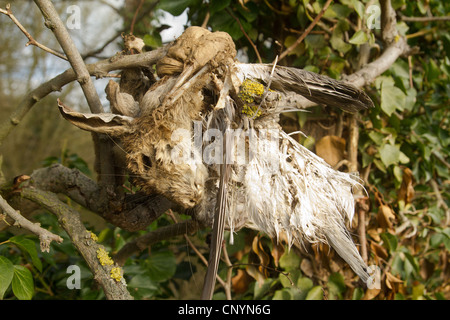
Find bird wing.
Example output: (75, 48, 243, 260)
(235, 63, 374, 113)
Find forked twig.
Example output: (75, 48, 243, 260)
(227, 8, 262, 63)
(0, 3, 67, 60)
(279, 0, 333, 61)
(0, 194, 63, 252)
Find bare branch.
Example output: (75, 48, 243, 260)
(227, 8, 262, 64)
(343, 36, 409, 88)
(343, 0, 410, 88)
(0, 46, 167, 146)
(0, 194, 63, 252)
(400, 14, 450, 22)
(279, 0, 333, 61)
(27, 164, 173, 232)
(0, 3, 67, 60)
(34, 0, 103, 113)
(20, 187, 133, 300)
(130, 0, 144, 34)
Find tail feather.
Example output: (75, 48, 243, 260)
(325, 229, 369, 283)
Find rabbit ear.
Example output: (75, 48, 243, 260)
(58, 99, 134, 137)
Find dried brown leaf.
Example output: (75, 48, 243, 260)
(362, 288, 381, 300)
(370, 241, 389, 261)
(300, 258, 314, 278)
(271, 240, 285, 267)
(386, 272, 403, 290)
(315, 135, 346, 167)
(231, 269, 253, 294)
(398, 167, 415, 204)
(377, 204, 396, 229)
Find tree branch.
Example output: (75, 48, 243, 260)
(342, 0, 411, 89)
(27, 164, 173, 232)
(33, 0, 119, 192)
(34, 0, 103, 113)
(0, 3, 67, 60)
(0, 194, 63, 252)
(20, 186, 133, 300)
(279, 0, 333, 61)
(400, 14, 450, 22)
(0, 46, 167, 146)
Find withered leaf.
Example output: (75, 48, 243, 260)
(315, 135, 346, 167)
(271, 240, 285, 268)
(386, 272, 403, 290)
(300, 259, 314, 278)
(231, 269, 253, 294)
(398, 167, 415, 204)
(362, 288, 381, 300)
(370, 241, 389, 261)
(377, 204, 396, 229)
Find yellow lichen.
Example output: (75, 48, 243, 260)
(242, 104, 262, 118)
(238, 79, 265, 118)
(110, 267, 123, 282)
(97, 247, 114, 266)
(89, 231, 98, 242)
(239, 79, 264, 103)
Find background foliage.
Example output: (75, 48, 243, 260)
(0, 0, 448, 300)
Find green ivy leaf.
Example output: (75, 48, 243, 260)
(381, 81, 406, 116)
(349, 30, 369, 45)
(143, 34, 162, 48)
(9, 235, 42, 272)
(279, 250, 301, 271)
(328, 272, 346, 298)
(379, 144, 400, 167)
(273, 288, 293, 300)
(381, 232, 398, 252)
(0, 256, 14, 299)
(12, 265, 34, 300)
(351, 0, 365, 20)
(305, 285, 323, 300)
(254, 278, 277, 300)
(158, 0, 199, 16)
(296, 277, 313, 300)
(210, 0, 231, 15)
(147, 250, 177, 282)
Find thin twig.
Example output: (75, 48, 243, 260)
(0, 194, 63, 252)
(279, 0, 333, 61)
(0, 4, 67, 60)
(129, 0, 144, 34)
(221, 242, 233, 300)
(400, 14, 450, 22)
(430, 179, 450, 226)
(166, 210, 227, 288)
(201, 11, 210, 28)
(227, 8, 262, 63)
(34, 0, 115, 188)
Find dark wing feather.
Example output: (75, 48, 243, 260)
(237, 64, 374, 113)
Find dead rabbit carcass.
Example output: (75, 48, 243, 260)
(59, 27, 374, 283)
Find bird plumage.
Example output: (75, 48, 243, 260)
(59, 26, 374, 285)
